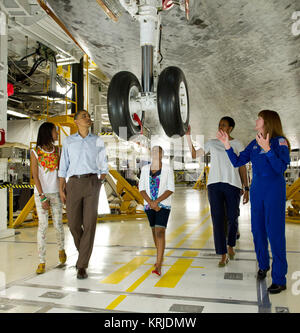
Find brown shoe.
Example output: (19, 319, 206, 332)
(77, 268, 88, 279)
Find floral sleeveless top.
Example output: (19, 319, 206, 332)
(35, 146, 60, 173)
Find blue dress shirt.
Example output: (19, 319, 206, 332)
(58, 132, 108, 179)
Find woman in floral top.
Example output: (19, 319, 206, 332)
(30, 122, 66, 274)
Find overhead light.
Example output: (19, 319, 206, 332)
(185, 163, 200, 170)
(290, 160, 300, 167)
(7, 110, 29, 118)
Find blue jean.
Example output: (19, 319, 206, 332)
(145, 208, 171, 228)
(207, 182, 241, 255)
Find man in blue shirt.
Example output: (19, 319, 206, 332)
(59, 110, 108, 279)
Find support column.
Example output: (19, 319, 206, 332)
(84, 54, 90, 113)
(71, 57, 84, 114)
(0, 11, 14, 239)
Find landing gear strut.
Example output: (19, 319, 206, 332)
(107, 0, 190, 140)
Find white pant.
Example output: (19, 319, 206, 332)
(34, 192, 64, 263)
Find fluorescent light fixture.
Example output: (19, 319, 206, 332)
(7, 110, 29, 118)
(56, 83, 72, 99)
(185, 163, 200, 170)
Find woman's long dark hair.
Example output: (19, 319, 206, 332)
(36, 122, 55, 148)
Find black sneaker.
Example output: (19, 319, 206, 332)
(268, 283, 286, 294)
(257, 267, 270, 280)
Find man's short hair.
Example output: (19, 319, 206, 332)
(74, 110, 88, 120)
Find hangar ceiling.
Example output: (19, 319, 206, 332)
(3, 0, 300, 149)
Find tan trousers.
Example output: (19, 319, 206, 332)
(66, 175, 101, 269)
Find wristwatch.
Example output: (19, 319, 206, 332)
(244, 186, 250, 191)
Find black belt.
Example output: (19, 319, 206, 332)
(70, 173, 97, 179)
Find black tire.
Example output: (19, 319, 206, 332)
(157, 66, 189, 137)
(107, 71, 144, 140)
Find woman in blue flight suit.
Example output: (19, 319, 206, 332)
(217, 110, 290, 294)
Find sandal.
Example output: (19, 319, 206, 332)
(36, 263, 45, 274)
(152, 269, 161, 276)
(59, 250, 67, 264)
(228, 247, 235, 260)
(218, 257, 229, 267)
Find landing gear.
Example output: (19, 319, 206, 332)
(107, 0, 190, 140)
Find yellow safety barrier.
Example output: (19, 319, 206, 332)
(108, 168, 146, 219)
(100, 132, 113, 136)
(286, 177, 300, 224)
(4, 184, 34, 228)
(9, 191, 68, 229)
(9, 169, 146, 228)
(193, 166, 209, 190)
(0, 184, 34, 189)
(11, 195, 35, 229)
(6, 181, 67, 229)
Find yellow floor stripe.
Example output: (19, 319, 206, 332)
(105, 295, 127, 310)
(191, 266, 205, 268)
(176, 215, 210, 248)
(126, 267, 153, 292)
(166, 215, 210, 256)
(104, 208, 210, 285)
(166, 206, 209, 243)
(100, 256, 149, 284)
(105, 267, 153, 310)
(104, 205, 210, 309)
(140, 249, 156, 256)
(114, 261, 172, 267)
(166, 224, 190, 243)
(154, 258, 194, 288)
(182, 250, 199, 257)
(190, 224, 213, 249)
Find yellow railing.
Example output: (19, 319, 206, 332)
(45, 79, 78, 118)
(9, 167, 147, 228)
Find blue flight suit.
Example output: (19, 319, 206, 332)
(226, 136, 290, 286)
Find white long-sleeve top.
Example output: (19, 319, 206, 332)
(139, 163, 175, 207)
